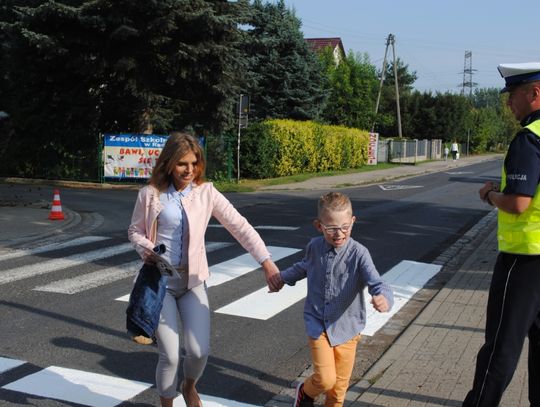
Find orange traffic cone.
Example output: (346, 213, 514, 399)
(48, 189, 65, 220)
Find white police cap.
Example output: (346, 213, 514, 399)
(498, 62, 540, 93)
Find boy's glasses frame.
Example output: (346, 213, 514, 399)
(319, 223, 353, 234)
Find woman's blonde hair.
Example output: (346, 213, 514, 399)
(149, 131, 206, 191)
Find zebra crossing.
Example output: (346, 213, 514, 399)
(0, 235, 442, 406)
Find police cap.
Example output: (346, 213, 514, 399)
(498, 62, 540, 93)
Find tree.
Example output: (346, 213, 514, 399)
(320, 49, 378, 130)
(242, 0, 326, 121)
(0, 0, 245, 178)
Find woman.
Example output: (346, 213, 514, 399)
(128, 131, 280, 407)
(450, 140, 459, 160)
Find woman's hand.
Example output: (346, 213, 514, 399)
(261, 259, 283, 292)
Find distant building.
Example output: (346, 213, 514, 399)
(305, 37, 345, 65)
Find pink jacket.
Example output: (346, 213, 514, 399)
(128, 182, 271, 289)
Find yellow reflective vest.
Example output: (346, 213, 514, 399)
(498, 119, 540, 254)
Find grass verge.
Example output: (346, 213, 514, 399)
(212, 163, 400, 193)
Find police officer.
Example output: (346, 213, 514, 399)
(463, 62, 540, 406)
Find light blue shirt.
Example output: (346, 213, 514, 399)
(280, 236, 394, 346)
(156, 183, 192, 268)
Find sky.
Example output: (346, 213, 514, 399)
(274, 0, 538, 94)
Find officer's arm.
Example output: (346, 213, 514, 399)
(487, 191, 532, 214)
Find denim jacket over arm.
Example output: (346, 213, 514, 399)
(126, 263, 167, 339)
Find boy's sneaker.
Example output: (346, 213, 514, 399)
(292, 382, 314, 407)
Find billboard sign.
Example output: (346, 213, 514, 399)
(103, 134, 168, 179)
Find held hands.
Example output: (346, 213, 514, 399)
(371, 294, 389, 313)
(261, 259, 284, 292)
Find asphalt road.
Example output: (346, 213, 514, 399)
(0, 158, 501, 406)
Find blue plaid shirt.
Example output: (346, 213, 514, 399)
(280, 236, 394, 346)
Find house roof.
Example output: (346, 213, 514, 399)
(305, 37, 345, 57)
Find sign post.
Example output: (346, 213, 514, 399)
(236, 94, 249, 182)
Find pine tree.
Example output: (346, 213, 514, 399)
(243, 0, 326, 121)
(0, 0, 245, 178)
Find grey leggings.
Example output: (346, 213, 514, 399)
(155, 273, 210, 398)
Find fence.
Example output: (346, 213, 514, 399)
(377, 139, 443, 164)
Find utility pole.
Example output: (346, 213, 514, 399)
(372, 34, 402, 138)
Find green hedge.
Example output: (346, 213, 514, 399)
(240, 119, 369, 178)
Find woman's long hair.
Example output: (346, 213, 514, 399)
(149, 131, 206, 191)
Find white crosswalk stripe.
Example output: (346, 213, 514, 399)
(215, 280, 307, 320)
(33, 260, 140, 294)
(0, 236, 109, 261)
(115, 245, 301, 302)
(174, 394, 259, 406)
(2, 365, 152, 407)
(0, 356, 261, 406)
(0, 243, 133, 285)
(0, 235, 445, 406)
(363, 260, 441, 336)
(216, 260, 442, 338)
(0, 356, 25, 373)
(206, 246, 301, 288)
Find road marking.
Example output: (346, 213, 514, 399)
(115, 241, 256, 302)
(0, 243, 133, 285)
(116, 246, 301, 302)
(33, 241, 233, 298)
(255, 225, 299, 230)
(206, 246, 301, 288)
(2, 365, 151, 407)
(445, 171, 473, 175)
(0, 356, 25, 373)
(173, 394, 260, 407)
(0, 236, 109, 261)
(363, 260, 441, 336)
(378, 185, 423, 191)
(215, 280, 307, 320)
(216, 260, 441, 331)
(205, 242, 234, 251)
(207, 224, 299, 231)
(33, 260, 140, 294)
(34, 242, 233, 294)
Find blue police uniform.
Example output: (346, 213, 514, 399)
(463, 63, 540, 407)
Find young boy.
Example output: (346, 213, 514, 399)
(271, 192, 394, 407)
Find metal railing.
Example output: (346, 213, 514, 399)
(377, 139, 443, 163)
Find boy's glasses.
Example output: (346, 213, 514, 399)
(320, 223, 353, 234)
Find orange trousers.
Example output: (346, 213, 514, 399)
(303, 332, 361, 407)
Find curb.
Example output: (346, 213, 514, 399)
(0, 206, 82, 248)
(258, 155, 502, 192)
(0, 177, 142, 191)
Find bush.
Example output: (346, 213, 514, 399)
(240, 119, 369, 178)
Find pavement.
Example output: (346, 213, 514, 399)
(1, 154, 530, 406)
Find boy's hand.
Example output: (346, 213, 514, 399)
(261, 259, 284, 292)
(268, 272, 284, 292)
(371, 295, 389, 312)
